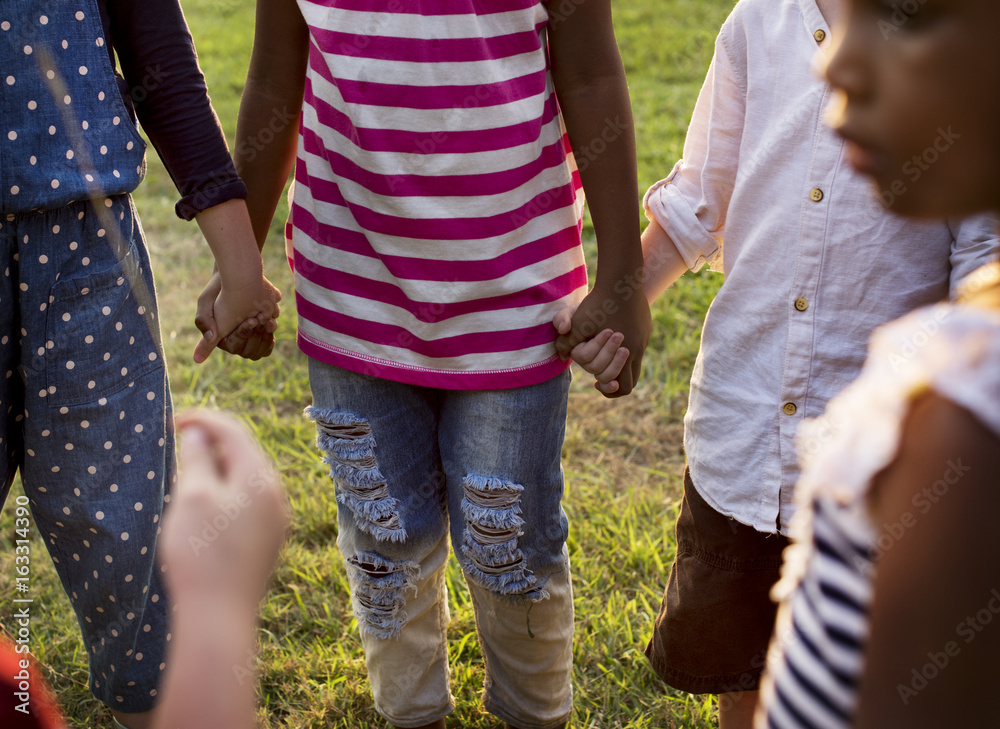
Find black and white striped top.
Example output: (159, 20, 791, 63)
(759, 497, 874, 729)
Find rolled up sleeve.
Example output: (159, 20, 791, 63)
(643, 36, 746, 272)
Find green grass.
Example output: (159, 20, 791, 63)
(0, 1, 737, 726)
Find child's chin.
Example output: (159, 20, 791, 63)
(844, 139, 882, 178)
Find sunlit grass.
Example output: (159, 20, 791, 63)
(0, 0, 738, 726)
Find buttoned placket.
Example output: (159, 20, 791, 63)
(774, 80, 840, 531)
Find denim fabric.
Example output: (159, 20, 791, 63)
(308, 359, 574, 729)
(0, 194, 174, 712)
(1, 0, 146, 214)
(0, 2, 172, 714)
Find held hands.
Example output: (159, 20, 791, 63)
(553, 281, 651, 397)
(191, 198, 282, 363)
(553, 314, 628, 395)
(159, 410, 287, 605)
(194, 269, 282, 363)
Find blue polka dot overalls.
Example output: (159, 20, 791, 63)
(2, 2, 174, 713)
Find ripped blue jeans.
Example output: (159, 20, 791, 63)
(308, 360, 573, 729)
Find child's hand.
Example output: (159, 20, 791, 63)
(552, 309, 630, 395)
(194, 270, 281, 363)
(159, 410, 287, 605)
(553, 283, 651, 397)
(192, 199, 282, 363)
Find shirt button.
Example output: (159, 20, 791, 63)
(794, 297, 809, 312)
(809, 188, 824, 202)
(813, 29, 826, 43)
(783, 402, 798, 416)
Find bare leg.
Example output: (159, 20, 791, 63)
(718, 690, 759, 729)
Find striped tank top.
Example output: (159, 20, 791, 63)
(289, 0, 586, 389)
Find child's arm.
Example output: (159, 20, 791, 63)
(192, 0, 307, 347)
(554, 217, 688, 394)
(192, 200, 282, 363)
(236, 0, 309, 249)
(640, 218, 691, 303)
(853, 392, 1000, 729)
(155, 411, 287, 729)
(107, 0, 281, 362)
(551, 8, 745, 395)
(547, 0, 651, 397)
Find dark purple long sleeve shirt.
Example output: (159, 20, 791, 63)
(97, 0, 246, 219)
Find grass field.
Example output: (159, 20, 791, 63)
(0, 1, 738, 726)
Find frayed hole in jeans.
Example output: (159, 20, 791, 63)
(306, 407, 406, 543)
(459, 474, 546, 603)
(346, 551, 419, 640)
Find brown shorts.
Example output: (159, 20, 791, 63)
(645, 469, 790, 695)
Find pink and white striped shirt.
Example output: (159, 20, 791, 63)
(288, 0, 587, 389)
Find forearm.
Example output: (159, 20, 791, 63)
(549, 1, 643, 289)
(236, 0, 309, 250)
(235, 80, 302, 251)
(546, 2, 651, 394)
(557, 72, 643, 287)
(195, 199, 263, 288)
(153, 596, 258, 729)
(641, 217, 688, 303)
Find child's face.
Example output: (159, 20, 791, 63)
(824, 0, 1000, 217)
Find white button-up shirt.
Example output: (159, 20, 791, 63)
(644, 0, 999, 534)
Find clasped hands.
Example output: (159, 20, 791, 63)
(552, 281, 651, 398)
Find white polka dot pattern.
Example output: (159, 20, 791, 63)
(1, 3, 146, 214)
(1, 69, 170, 712)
